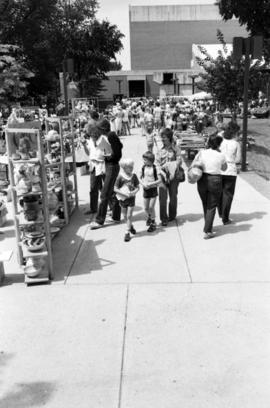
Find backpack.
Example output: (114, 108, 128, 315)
(141, 164, 158, 180)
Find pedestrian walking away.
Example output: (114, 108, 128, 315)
(218, 121, 241, 225)
(194, 132, 227, 239)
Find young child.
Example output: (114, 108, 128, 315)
(140, 151, 161, 232)
(144, 122, 156, 153)
(114, 158, 140, 242)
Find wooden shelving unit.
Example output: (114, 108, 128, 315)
(5, 123, 53, 284)
(44, 116, 78, 226)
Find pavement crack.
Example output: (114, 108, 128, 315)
(118, 285, 129, 408)
(176, 219, 193, 283)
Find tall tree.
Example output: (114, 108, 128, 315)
(0, 0, 124, 102)
(217, 0, 270, 37)
(196, 30, 264, 113)
(0, 44, 34, 105)
(217, 0, 270, 59)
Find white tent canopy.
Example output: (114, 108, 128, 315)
(187, 91, 212, 101)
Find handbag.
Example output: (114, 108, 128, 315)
(187, 165, 203, 184)
(174, 163, 185, 183)
(187, 150, 203, 184)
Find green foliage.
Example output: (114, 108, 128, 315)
(217, 0, 270, 37)
(217, 0, 270, 59)
(0, 44, 34, 103)
(0, 0, 124, 102)
(196, 30, 265, 111)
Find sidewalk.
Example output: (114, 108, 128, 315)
(0, 128, 270, 408)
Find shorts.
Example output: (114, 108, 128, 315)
(119, 197, 135, 208)
(143, 187, 158, 199)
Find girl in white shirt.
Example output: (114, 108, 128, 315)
(218, 122, 241, 225)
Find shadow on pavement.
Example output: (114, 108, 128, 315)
(0, 382, 56, 408)
(231, 211, 267, 223)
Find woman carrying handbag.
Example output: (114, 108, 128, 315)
(192, 132, 227, 239)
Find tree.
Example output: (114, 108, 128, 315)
(217, 0, 270, 59)
(0, 0, 124, 102)
(217, 0, 270, 37)
(196, 30, 264, 113)
(0, 44, 34, 105)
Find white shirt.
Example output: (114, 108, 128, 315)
(198, 149, 227, 175)
(220, 139, 241, 176)
(87, 136, 107, 175)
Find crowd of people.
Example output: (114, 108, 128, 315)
(77, 98, 241, 241)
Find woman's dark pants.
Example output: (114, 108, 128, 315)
(197, 173, 222, 233)
(159, 179, 179, 222)
(218, 175, 237, 224)
(95, 163, 121, 225)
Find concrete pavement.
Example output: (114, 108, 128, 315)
(0, 127, 270, 407)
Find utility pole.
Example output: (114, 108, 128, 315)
(233, 36, 263, 171)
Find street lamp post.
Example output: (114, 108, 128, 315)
(189, 74, 199, 94)
(233, 36, 263, 171)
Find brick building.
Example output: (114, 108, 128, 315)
(100, 3, 247, 103)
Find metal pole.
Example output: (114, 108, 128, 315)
(241, 38, 251, 172)
(62, 60, 69, 115)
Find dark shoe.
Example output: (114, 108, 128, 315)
(124, 232, 131, 242)
(147, 222, 156, 232)
(161, 220, 168, 226)
(168, 217, 175, 222)
(146, 217, 152, 226)
(129, 225, 136, 235)
(84, 209, 96, 215)
(90, 221, 103, 230)
(223, 219, 233, 225)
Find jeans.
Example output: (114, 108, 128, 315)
(197, 173, 222, 233)
(90, 170, 104, 213)
(158, 178, 179, 222)
(95, 163, 121, 225)
(218, 175, 237, 223)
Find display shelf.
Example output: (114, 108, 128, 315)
(17, 215, 44, 226)
(25, 266, 50, 285)
(11, 158, 40, 164)
(45, 115, 78, 225)
(21, 244, 48, 258)
(16, 190, 43, 198)
(5, 122, 53, 283)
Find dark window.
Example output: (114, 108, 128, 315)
(163, 73, 173, 85)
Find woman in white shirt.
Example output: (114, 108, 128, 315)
(194, 133, 227, 239)
(218, 122, 241, 225)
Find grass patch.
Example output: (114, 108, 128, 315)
(244, 118, 270, 180)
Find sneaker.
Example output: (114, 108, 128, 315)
(147, 222, 156, 232)
(146, 217, 152, 226)
(124, 232, 131, 242)
(223, 219, 233, 225)
(84, 209, 96, 215)
(129, 225, 136, 235)
(108, 217, 121, 223)
(203, 232, 215, 239)
(89, 221, 103, 230)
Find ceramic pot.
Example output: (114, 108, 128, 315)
(23, 196, 40, 221)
